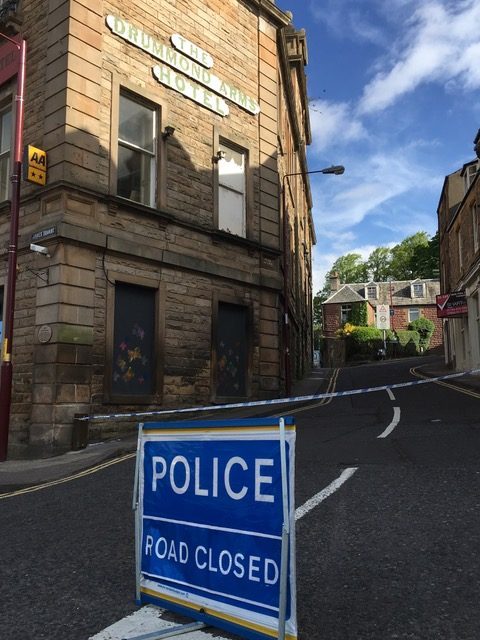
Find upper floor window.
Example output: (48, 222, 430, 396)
(464, 162, 478, 193)
(412, 282, 424, 298)
(473, 202, 479, 254)
(366, 284, 377, 299)
(217, 142, 246, 237)
(117, 92, 156, 207)
(0, 107, 11, 202)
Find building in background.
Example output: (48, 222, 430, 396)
(437, 133, 480, 372)
(0, 0, 314, 456)
(322, 274, 443, 348)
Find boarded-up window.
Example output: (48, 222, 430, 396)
(112, 283, 156, 396)
(216, 302, 248, 397)
(218, 143, 246, 237)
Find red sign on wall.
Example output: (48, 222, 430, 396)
(436, 292, 468, 318)
(0, 35, 21, 86)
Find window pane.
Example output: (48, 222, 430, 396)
(117, 144, 152, 205)
(0, 110, 11, 153)
(218, 144, 245, 193)
(119, 94, 154, 151)
(112, 283, 156, 396)
(219, 186, 245, 236)
(216, 302, 248, 397)
(0, 154, 9, 201)
(409, 308, 420, 321)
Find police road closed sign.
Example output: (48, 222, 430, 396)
(136, 418, 297, 640)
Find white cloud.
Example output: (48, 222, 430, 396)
(358, 0, 480, 114)
(311, 149, 438, 232)
(309, 100, 367, 152)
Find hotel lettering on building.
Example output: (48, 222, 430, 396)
(0, 0, 314, 456)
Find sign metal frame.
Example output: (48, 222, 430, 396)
(132, 417, 297, 640)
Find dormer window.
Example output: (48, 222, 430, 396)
(366, 284, 377, 299)
(412, 282, 424, 298)
(464, 162, 478, 193)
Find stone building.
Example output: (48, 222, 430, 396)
(437, 145, 480, 372)
(0, 0, 314, 457)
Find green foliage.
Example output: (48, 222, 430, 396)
(396, 329, 420, 355)
(389, 232, 430, 280)
(408, 317, 435, 350)
(350, 302, 368, 326)
(366, 247, 392, 281)
(344, 325, 384, 360)
(325, 253, 368, 287)
(323, 232, 439, 286)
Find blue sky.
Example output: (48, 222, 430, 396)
(276, 0, 480, 293)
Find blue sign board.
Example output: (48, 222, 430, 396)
(135, 417, 297, 640)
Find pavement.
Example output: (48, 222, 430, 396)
(2, 356, 479, 493)
(0, 367, 334, 493)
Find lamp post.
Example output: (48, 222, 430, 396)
(282, 165, 345, 397)
(0, 33, 26, 462)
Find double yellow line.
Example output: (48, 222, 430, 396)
(411, 366, 480, 399)
(0, 452, 136, 500)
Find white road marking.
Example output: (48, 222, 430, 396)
(89, 605, 211, 639)
(294, 467, 358, 521)
(377, 406, 401, 439)
(386, 388, 396, 401)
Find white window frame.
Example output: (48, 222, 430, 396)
(0, 106, 11, 202)
(366, 285, 377, 299)
(117, 92, 157, 207)
(408, 307, 421, 322)
(473, 202, 479, 254)
(412, 282, 424, 298)
(464, 163, 478, 193)
(217, 141, 247, 238)
(341, 304, 351, 324)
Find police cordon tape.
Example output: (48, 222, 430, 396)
(80, 368, 480, 422)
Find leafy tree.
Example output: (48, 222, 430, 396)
(328, 253, 368, 285)
(409, 232, 439, 278)
(366, 246, 392, 281)
(389, 232, 430, 280)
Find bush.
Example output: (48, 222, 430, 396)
(408, 317, 435, 351)
(345, 325, 384, 360)
(396, 329, 420, 356)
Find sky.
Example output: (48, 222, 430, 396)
(276, 0, 480, 293)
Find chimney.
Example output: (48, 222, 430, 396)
(329, 271, 340, 292)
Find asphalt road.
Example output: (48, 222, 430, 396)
(1, 357, 480, 639)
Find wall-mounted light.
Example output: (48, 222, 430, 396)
(162, 125, 175, 139)
(213, 150, 226, 163)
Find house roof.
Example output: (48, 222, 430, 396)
(323, 279, 440, 306)
(324, 284, 368, 304)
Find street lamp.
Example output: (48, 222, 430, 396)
(0, 33, 26, 462)
(282, 165, 345, 397)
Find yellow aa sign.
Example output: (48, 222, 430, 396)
(24, 145, 47, 186)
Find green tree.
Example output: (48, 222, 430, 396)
(328, 253, 368, 285)
(409, 232, 439, 278)
(389, 232, 430, 280)
(366, 246, 392, 281)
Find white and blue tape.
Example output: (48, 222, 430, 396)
(79, 368, 480, 422)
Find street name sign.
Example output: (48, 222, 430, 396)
(134, 417, 297, 640)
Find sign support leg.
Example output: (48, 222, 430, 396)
(277, 417, 289, 640)
(123, 620, 207, 640)
(133, 423, 143, 604)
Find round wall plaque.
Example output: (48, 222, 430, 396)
(38, 325, 52, 344)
